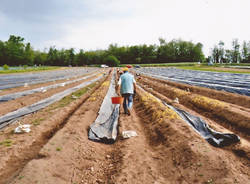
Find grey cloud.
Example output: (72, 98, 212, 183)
(0, 0, 133, 49)
(0, 0, 92, 48)
(0, 0, 91, 24)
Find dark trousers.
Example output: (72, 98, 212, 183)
(122, 93, 133, 113)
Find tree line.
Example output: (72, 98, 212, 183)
(210, 39, 250, 64)
(0, 35, 249, 67)
(0, 35, 205, 67)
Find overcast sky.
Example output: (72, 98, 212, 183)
(0, 0, 249, 55)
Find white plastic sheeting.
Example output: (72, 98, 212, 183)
(135, 67, 250, 96)
(0, 75, 103, 129)
(88, 72, 120, 143)
(0, 73, 98, 102)
(0, 68, 99, 90)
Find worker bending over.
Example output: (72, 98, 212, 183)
(118, 67, 136, 115)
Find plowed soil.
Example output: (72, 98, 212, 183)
(0, 69, 249, 184)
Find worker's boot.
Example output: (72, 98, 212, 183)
(127, 108, 131, 116)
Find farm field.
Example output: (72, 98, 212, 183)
(0, 67, 249, 184)
(0, 66, 61, 74)
(134, 67, 250, 96)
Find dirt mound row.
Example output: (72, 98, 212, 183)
(0, 74, 109, 184)
(132, 87, 249, 183)
(0, 73, 102, 117)
(0, 69, 249, 184)
(139, 74, 250, 109)
(137, 77, 250, 139)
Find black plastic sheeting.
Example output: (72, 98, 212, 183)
(164, 102, 240, 147)
(88, 72, 120, 144)
(135, 67, 250, 96)
(0, 73, 98, 102)
(0, 68, 99, 90)
(0, 75, 103, 129)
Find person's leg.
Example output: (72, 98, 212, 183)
(122, 94, 128, 114)
(127, 94, 133, 115)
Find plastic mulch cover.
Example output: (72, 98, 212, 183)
(0, 73, 97, 102)
(0, 68, 98, 90)
(164, 102, 240, 147)
(135, 68, 250, 96)
(88, 72, 120, 144)
(0, 76, 103, 129)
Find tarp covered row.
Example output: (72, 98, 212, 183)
(0, 75, 103, 129)
(0, 68, 98, 90)
(164, 102, 240, 147)
(88, 72, 120, 144)
(135, 67, 250, 96)
(0, 73, 98, 102)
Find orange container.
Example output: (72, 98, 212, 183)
(111, 96, 123, 104)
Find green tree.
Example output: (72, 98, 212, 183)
(75, 49, 86, 66)
(192, 42, 205, 62)
(232, 39, 241, 63)
(211, 41, 225, 63)
(24, 43, 34, 66)
(241, 41, 250, 63)
(47, 46, 61, 65)
(104, 55, 120, 66)
(5, 35, 26, 66)
(225, 49, 233, 63)
(65, 48, 75, 66)
(3, 64, 9, 70)
(0, 40, 5, 65)
(218, 41, 225, 63)
(33, 51, 47, 65)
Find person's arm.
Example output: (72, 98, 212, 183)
(117, 77, 121, 96)
(133, 82, 136, 90)
(133, 77, 136, 94)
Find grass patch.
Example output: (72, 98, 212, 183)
(32, 118, 45, 126)
(18, 176, 24, 180)
(48, 81, 98, 110)
(72, 82, 96, 98)
(0, 66, 60, 74)
(0, 139, 13, 147)
(56, 147, 62, 151)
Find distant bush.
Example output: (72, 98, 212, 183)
(104, 55, 120, 67)
(23, 65, 28, 69)
(3, 64, 9, 70)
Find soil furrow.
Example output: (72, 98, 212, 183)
(0, 74, 108, 184)
(0, 73, 102, 116)
(137, 76, 250, 139)
(138, 74, 250, 109)
(0, 68, 249, 184)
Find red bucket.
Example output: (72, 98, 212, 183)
(111, 96, 123, 104)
